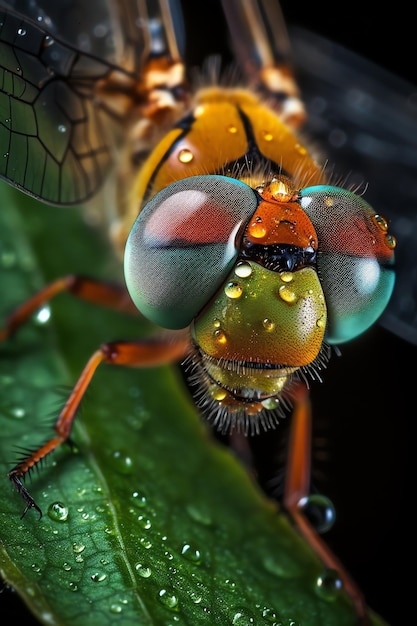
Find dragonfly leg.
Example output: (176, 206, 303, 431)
(284, 382, 370, 624)
(8, 333, 190, 519)
(0, 275, 138, 341)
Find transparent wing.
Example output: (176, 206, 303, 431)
(290, 27, 417, 346)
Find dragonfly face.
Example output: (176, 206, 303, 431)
(0, 0, 415, 623)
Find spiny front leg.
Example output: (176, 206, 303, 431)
(8, 333, 190, 518)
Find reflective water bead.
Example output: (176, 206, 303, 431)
(372, 214, 388, 231)
(278, 285, 297, 304)
(294, 142, 307, 155)
(178, 148, 194, 163)
(262, 318, 275, 331)
(247, 218, 266, 239)
(157, 588, 179, 610)
(280, 271, 294, 283)
(47, 501, 69, 522)
(214, 329, 227, 344)
(234, 261, 253, 278)
(315, 569, 343, 601)
(299, 494, 336, 534)
(224, 282, 243, 299)
(227, 124, 238, 134)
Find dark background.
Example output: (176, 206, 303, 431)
(2, 2, 415, 625)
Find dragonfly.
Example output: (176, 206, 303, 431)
(0, 0, 415, 623)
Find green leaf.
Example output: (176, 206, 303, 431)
(0, 181, 388, 626)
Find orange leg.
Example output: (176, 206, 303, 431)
(284, 382, 369, 624)
(8, 333, 190, 519)
(0, 275, 138, 340)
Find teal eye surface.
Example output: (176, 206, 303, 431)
(124, 175, 258, 329)
(300, 186, 396, 343)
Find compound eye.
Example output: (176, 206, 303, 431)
(124, 175, 258, 329)
(300, 186, 396, 344)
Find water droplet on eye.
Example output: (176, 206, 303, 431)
(47, 501, 69, 522)
(157, 588, 179, 610)
(224, 282, 243, 299)
(57, 124, 67, 133)
(135, 563, 152, 578)
(280, 271, 294, 283)
(262, 318, 275, 332)
(278, 285, 297, 304)
(385, 233, 396, 249)
(110, 450, 133, 474)
(214, 329, 227, 344)
(315, 568, 343, 601)
(263, 131, 273, 141)
(248, 220, 267, 239)
(178, 148, 193, 163)
(230, 607, 256, 625)
(234, 261, 253, 278)
(298, 494, 336, 534)
(372, 214, 388, 231)
(180, 542, 202, 564)
(17, 28, 26, 36)
(91, 572, 107, 583)
(227, 124, 238, 134)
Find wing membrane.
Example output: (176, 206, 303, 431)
(290, 27, 417, 345)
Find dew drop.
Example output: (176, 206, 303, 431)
(140, 538, 153, 549)
(10, 406, 25, 419)
(178, 148, 193, 163)
(278, 285, 297, 304)
(17, 28, 26, 36)
(280, 271, 294, 283)
(263, 131, 273, 141)
(234, 261, 253, 278)
(315, 568, 343, 601)
(214, 329, 227, 344)
(248, 220, 267, 239)
(227, 124, 238, 134)
(135, 563, 152, 578)
(298, 494, 336, 534)
(68, 582, 78, 592)
(31, 563, 41, 573)
(34, 305, 51, 325)
(91, 572, 107, 583)
(262, 318, 275, 332)
(209, 383, 227, 401)
(110, 449, 133, 474)
(231, 607, 256, 625)
(180, 542, 202, 564)
(385, 233, 396, 249)
(72, 542, 86, 554)
(57, 124, 67, 133)
(62, 562, 72, 572)
(224, 281, 243, 299)
(157, 588, 179, 610)
(110, 603, 122, 614)
(260, 606, 280, 623)
(47, 501, 69, 522)
(131, 490, 147, 508)
(137, 515, 152, 529)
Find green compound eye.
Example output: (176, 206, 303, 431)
(300, 186, 396, 344)
(124, 175, 258, 329)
